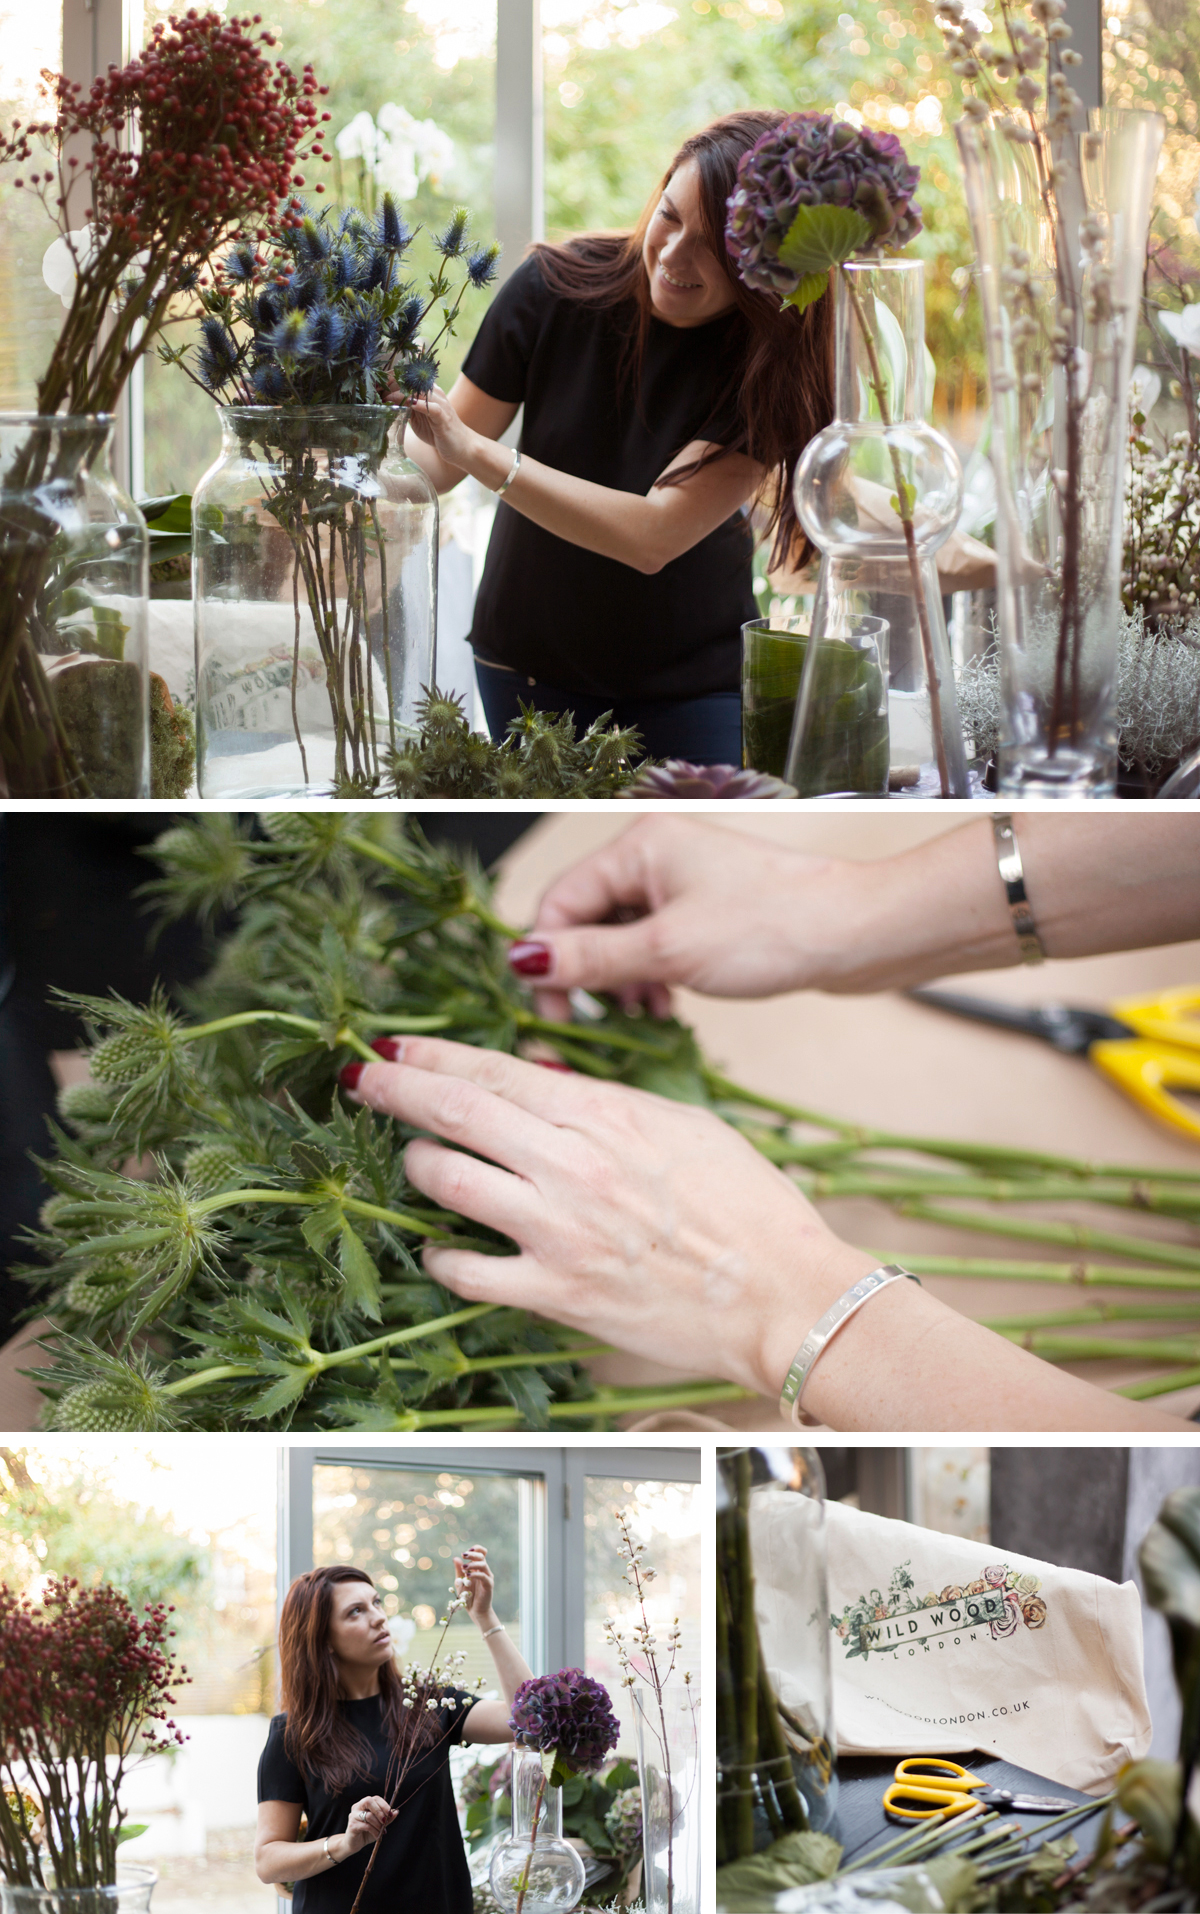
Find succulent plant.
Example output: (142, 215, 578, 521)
(624, 759, 797, 799)
(725, 112, 922, 306)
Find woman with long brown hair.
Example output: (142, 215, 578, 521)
(255, 1551, 529, 1913)
(403, 110, 832, 763)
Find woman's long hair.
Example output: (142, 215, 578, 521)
(279, 1566, 441, 1794)
(531, 110, 834, 569)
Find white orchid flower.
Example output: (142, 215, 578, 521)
(42, 226, 98, 307)
(1161, 306, 1200, 354)
(335, 110, 380, 165)
(1129, 363, 1162, 417)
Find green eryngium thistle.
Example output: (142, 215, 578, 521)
(20, 812, 1200, 1432)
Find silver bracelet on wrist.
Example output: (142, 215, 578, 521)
(779, 1264, 922, 1428)
(493, 448, 521, 497)
(992, 814, 1046, 966)
(481, 1623, 506, 1640)
(323, 1837, 336, 1866)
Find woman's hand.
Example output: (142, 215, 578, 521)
(342, 1795, 397, 1856)
(405, 384, 476, 472)
(341, 1036, 865, 1399)
(454, 1546, 496, 1625)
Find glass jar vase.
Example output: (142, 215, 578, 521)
(717, 1447, 837, 1882)
(957, 108, 1164, 797)
(193, 405, 437, 798)
(0, 1863, 156, 1914)
(745, 612, 889, 795)
(0, 414, 149, 797)
(789, 259, 969, 797)
(487, 1749, 587, 1914)
(633, 1683, 701, 1914)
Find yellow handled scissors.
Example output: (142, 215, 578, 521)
(883, 1757, 1078, 1822)
(910, 984, 1200, 1143)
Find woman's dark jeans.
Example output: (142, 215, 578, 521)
(475, 658, 743, 765)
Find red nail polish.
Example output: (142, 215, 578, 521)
(508, 940, 552, 977)
(371, 1037, 405, 1062)
(536, 1059, 574, 1072)
(339, 1061, 365, 1092)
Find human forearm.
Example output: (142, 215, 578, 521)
(477, 1613, 533, 1706)
(255, 1834, 350, 1884)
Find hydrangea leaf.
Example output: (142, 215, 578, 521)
(781, 270, 830, 313)
(777, 203, 874, 278)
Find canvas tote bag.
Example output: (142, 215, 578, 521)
(750, 1499, 1151, 1794)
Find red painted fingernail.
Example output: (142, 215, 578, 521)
(536, 1059, 574, 1073)
(371, 1037, 405, 1062)
(508, 939, 552, 977)
(339, 1061, 366, 1092)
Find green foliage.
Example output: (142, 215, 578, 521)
(715, 1829, 842, 1910)
(464, 1753, 642, 1905)
(22, 815, 724, 1432)
(778, 205, 875, 288)
(380, 689, 649, 799)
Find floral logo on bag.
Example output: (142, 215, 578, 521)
(830, 1561, 1049, 1659)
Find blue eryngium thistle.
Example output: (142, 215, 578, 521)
(252, 360, 288, 401)
(377, 192, 414, 253)
(401, 354, 438, 396)
(346, 313, 381, 373)
(223, 242, 260, 284)
(296, 214, 333, 265)
(466, 242, 501, 290)
(387, 295, 424, 351)
(436, 207, 470, 258)
(269, 309, 309, 357)
(328, 245, 355, 293)
(302, 305, 346, 364)
(199, 316, 238, 373)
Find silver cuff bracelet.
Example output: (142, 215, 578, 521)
(992, 814, 1046, 966)
(779, 1264, 922, 1427)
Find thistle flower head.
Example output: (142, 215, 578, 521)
(400, 354, 438, 396)
(435, 207, 470, 258)
(377, 193, 415, 253)
(223, 243, 260, 285)
(465, 242, 501, 290)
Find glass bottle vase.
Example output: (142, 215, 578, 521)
(717, 1447, 837, 1880)
(0, 1864, 156, 1914)
(956, 107, 1164, 797)
(193, 404, 437, 798)
(632, 1684, 701, 1914)
(0, 414, 149, 797)
(789, 258, 970, 797)
(487, 1749, 587, 1914)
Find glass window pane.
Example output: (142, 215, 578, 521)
(140, 0, 499, 496)
(585, 1477, 701, 1756)
(312, 1461, 524, 1693)
(907, 1446, 990, 1542)
(0, 6, 64, 408)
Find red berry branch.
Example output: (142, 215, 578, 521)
(0, 10, 332, 797)
(0, 1577, 190, 1889)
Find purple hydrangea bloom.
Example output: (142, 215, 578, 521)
(725, 112, 922, 297)
(508, 1670, 620, 1774)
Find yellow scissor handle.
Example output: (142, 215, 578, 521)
(1089, 1038, 1200, 1143)
(1109, 987, 1200, 1054)
(882, 1781, 982, 1821)
(894, 1757, 982, 1787)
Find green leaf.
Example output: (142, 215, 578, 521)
(781, 270, 830, 314)
(337, 1222, 384, 1320)
(301, 1200, 343, 1255)
(716, 1831, 842, 1911)
(248, 1362, 318, 1418)
(116, 1825, 149, 1847)
(889, 478, 917, 520)
(777, 202, 874, 277)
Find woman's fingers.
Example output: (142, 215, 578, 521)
(360, 1038, 584, 1123)
(346, 1047, 569, 1174)
(403, 1136, 539, 1238)
(423, 1243, 564, 1318)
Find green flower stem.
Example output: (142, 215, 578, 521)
(189, 1186, 458, 1241)
(802, 1169, 1200, 1216)
(1119, 1366, 1200, 1399)
(840, 262, 952, 797)
(178, 1008, 451, 1054)
(340, 832, 521, 940)
(329, 1303, 496, 1366)
(992, 1332, 1200, 1363)
(882, 1256, 1200, 1292)
(984, 1302, 1200, 1332)
(516, 1010, 677, 1057)
(386, 1343, 614, 1374)
(334, 1381, 756, 1429)
(892, 1201, 1200, 1272)
(163, 1364, 263, 1398)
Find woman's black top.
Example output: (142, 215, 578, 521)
(257, 1691, 477, 1914)
(462, 252, 756, 702)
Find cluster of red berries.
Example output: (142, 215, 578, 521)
(1, 10, 331, 263)
(0, 1577, 189, 1759)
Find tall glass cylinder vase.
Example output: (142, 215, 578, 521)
(957, 108, 1164, 797)
(0, 1863, 156, 1914)
(716, 1448, 837, 1885)
(193, 404, 437, 798)
(632, 1684, 701, 1914)
(0, 414, 149, 797)
(487, 1749, 586, 1914)
(789, 258, 969, 797)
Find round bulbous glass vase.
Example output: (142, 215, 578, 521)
(717, 1447, 837, 1880)
(956, 107, 1165, 798)
(789, 258, 970, 797)
(633, 1684, 702, 1914)
(487, 1750, 587, 1914)
(0, 413, 149, 797)
(1, 1864, 156, 1914)
(193, 404, 437, 799)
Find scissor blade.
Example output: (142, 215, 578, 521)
(908, 988, 1132, 1056)
(1002, 1793, 1079, 1813)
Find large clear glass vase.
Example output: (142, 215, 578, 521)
(487, 1749, 586, 1914)
(193, 404, 437, 798)
(716, 1448, 837, 1884)
(788, 259, 969, 797)
(0, 1864, 156, 1914)
(632, 1685, 701, 1914)
(956, 108, 1164, 798)
(0, 414, 149, 797)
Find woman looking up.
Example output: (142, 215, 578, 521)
(255, 1553, 528, 1913)
(402, 111, 833, 764)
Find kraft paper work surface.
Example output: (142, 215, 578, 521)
(2, 809, 1199, 1430)
(834, 1753, 1104, 1871)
